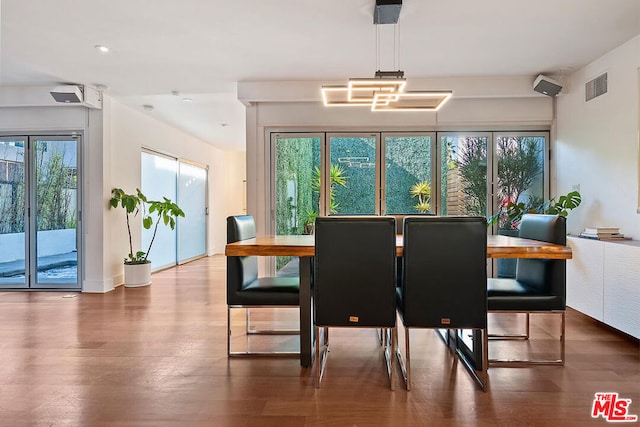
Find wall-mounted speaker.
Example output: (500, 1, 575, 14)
(533, 74, 562, 97)
(50, 85, 83, 103)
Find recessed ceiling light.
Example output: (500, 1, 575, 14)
(94, 45, 110, 53)
(182, 97, 193, 103)
(142, 104, 154, 111)
(220, 123, 228, 127)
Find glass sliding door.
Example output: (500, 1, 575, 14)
(141, 151, 178, 270)
(142, 151, 209, 270)
(178, 161, 207, 263)
(327, 133, 379, 215)
(492, 132, 547, 278)
(0, 138, 27, 288)
(439, 133, 490, 217)
(493, 133, 547, 230)
(272, 134, 321, 274)
(32, 137, 80, 288)
(438, 133, 490, 373)
(0, 135, 81, 289)
(383, 133, 435, 214)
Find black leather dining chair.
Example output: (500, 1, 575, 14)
(226, 215, 300, 357)
(388, 213, 435, 284)
(487, 214, 567, 366)
(396, 216, 488, 391)
(314, 216, 397, 389)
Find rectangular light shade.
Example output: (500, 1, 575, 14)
(322, 86, 372, 106)
(347, 78, 405, 102)
(372, 91, 452, 111)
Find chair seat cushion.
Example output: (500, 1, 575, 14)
(228, 277, 299, 306)
(488, 278, 564, 311)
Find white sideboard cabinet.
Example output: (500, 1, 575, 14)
(567, 236, 640, 339)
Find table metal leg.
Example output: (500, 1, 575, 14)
(299, 256, 314, 367)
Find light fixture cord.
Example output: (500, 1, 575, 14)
(376, 25, 380, 72)
(394, 23, 400, 71)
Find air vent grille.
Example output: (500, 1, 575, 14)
(585, 73, 607, 101)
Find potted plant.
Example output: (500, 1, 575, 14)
(302, 208, 318, 235)
(488, 190, 582, 229)
(110, 188, 185, 287)
(488, 190, 581, 277)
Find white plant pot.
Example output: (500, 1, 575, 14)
(124, 262, 152, 287)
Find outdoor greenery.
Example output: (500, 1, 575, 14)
(450, 136, 546, 223)
(454, 137, 488, 216)
(410, 181, 431, 213)
(310, 164, 348, 216)
(385, 136, 432, 214)
(0, 142, 77, 235)
(0, 161, 25, 234)
(488, 190, 582, 228)
(36, 143, 77, 231)
(274, 138, 320, 269)
(110, 188, 185, 264)
(274, 137, 320, 237)
(273, 134, 560, 271)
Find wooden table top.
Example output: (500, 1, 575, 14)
(225, 234, 572, 259)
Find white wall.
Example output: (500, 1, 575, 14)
(108, 98, 245, 286)
(556, 35, 640, 238)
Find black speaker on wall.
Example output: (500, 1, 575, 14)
(533, 74, 563, 97)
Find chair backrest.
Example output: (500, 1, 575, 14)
(226, 215, 258, 303)
(516, 214, 566, 305)
(389, 213, 435, 234)
(314, 216, 396, 328)
(401, 216, 487, 328)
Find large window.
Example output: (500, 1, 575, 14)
(273, 135, 320, 271)
(384, 134, 435, 214)
(328, 134, 378, 215)
(142, 150, 208, 270)
(270, 130, 548, 273)
(439, 133, 489, 217)
(178, 161, 208, 263)
(494, 133, 546, 231)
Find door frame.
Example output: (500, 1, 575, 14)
(0, 132, 83, 290)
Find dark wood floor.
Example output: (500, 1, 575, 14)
(0, 255, 638, 426)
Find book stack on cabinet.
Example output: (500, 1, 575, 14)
(567, 236, 640, 339)
(579, 227, 631, 241)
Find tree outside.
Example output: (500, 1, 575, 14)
(493, 137, 544, 229)
(0, 140, 76, 235)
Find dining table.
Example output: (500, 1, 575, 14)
(225, 233, 573, 367)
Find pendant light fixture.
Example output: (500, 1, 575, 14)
(321, 1, 452, 111)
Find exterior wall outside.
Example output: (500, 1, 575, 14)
(0, 229, 76, 262)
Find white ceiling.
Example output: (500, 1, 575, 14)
(2, 0, 639, 151)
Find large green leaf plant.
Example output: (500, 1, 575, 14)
(488, 190, 581, 229)
(110, 188, 185, 264)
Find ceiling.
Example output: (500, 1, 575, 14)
(2, 0, 639, 151)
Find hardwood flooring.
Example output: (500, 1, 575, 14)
(0, 255, 638, 426)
